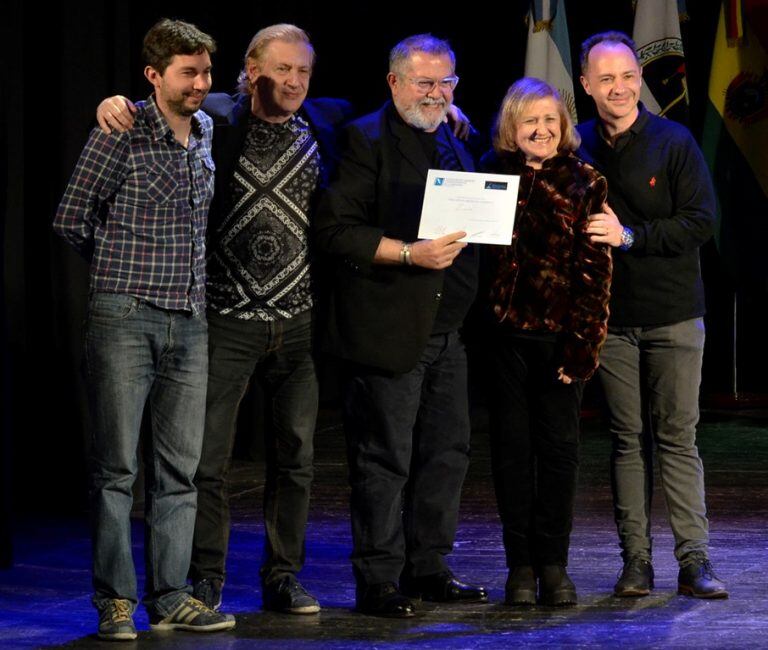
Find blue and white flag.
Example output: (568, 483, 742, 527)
(524, 0, 577, 122)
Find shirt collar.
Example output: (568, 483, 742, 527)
(249, 111, 307, 131)
(597, 101, 649, 147)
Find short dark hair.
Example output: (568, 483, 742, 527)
(142, 18, 216, 74)
(580, 31, 639, 74)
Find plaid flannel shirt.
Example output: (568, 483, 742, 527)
(54, 95, 215, 313)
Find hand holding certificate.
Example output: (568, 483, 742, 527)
(418, 170, 520, 245)
(410, 231, 468, 269)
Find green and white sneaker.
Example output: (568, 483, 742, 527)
(97, 598, 137, 641)
(149, 596, 235, 632)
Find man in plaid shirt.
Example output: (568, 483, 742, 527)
(54, 19, 235, 640)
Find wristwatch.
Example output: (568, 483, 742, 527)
(619, 226, 635, 251)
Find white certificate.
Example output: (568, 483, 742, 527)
(418, 169, 520, 245)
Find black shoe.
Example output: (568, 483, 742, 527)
(263, 575, 320, 614)
(356, 582, 416, 618)
(678, 555, 728, 599)
(537, 565, 577, 607)
(614, 558, 654, 597)
(193, 577, 224, 611)
(505, 566, 536, 606)
(401, 571, 488, 603)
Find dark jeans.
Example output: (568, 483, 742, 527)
(84, 293, 207, 617)
(342, 331, 471, 589)
(190, 309, 318, 586)
(488, 333, 583, 568)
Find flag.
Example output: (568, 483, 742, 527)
(632, 0, 689, 124)
(701, 0, 768, 284)
(524, 0, 577, 122)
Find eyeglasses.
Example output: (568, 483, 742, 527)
(407, 75, 460, 93)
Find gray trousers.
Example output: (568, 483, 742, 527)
(598, 318, 709, 564)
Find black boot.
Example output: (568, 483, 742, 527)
(505, 566, 536, 606)
(537, 565, 577, 607)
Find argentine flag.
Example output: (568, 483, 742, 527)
(524, 0, 577, 123)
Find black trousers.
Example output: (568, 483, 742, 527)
(342, 331, 471, 590)
(190, 310, 318, 586)
(488, 332, 583, 568)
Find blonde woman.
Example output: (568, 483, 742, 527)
(481, 77, 611, 606)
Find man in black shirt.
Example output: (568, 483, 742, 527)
(315, 33, 486, 618)
(578, 31, 727, 600)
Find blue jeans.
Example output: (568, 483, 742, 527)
(598, 318, 709, 564)
(342, 331, 471, 589)
(190, 309, 318, 586)
(84, 293, 207, 617)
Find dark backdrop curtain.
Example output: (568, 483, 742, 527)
(2, 0, 753, 564)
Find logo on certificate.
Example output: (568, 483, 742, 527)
(434, 177, 445, 186)
(485, 181, 508, 190)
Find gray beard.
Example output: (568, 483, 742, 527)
(400, 99, 449, 131)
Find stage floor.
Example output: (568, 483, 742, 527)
(2, 408, 766, 649)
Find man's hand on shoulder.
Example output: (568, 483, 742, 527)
(96, 96, 137, 134)
(445, 105, 471, 140)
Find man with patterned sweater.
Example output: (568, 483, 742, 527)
(191, 25, 350, 615)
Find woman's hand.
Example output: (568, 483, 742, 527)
(586, 203, 623, 247)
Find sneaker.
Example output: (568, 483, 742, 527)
(149, 596, 236, 632)
(193, 577, 224, 611)
(678, 554, 728, 599)
(97, 598, 137, 641)
(263, 575, 320, 614)
(614, 558, 654, 597)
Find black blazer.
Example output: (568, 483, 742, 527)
(315, 102, 475, 374)
(201, 92, 354, 235)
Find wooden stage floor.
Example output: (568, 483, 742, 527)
(1, 407, 766, 648)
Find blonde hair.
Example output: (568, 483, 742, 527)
(493, 77, 580, 155)
(236, 24, 315, 94)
